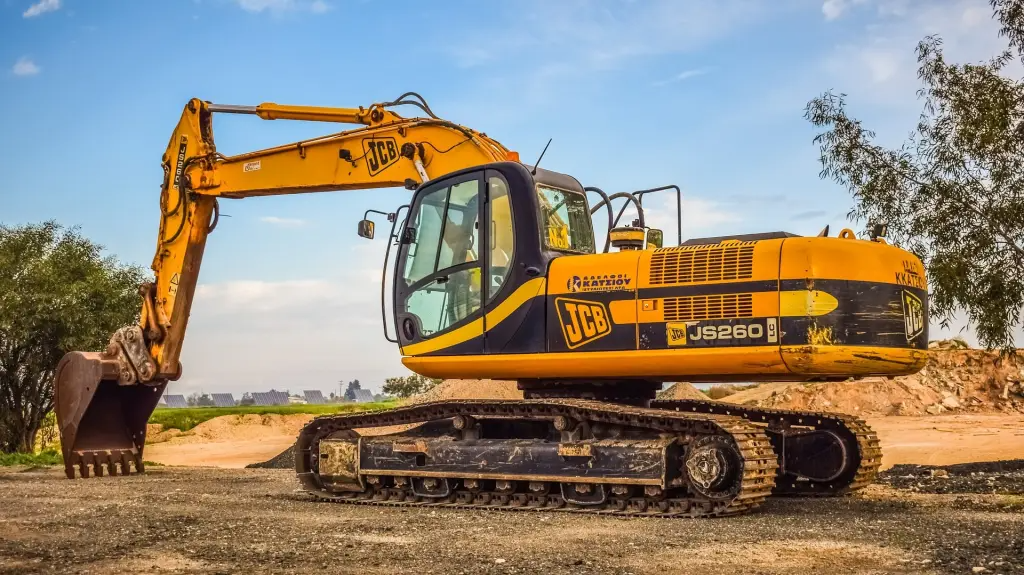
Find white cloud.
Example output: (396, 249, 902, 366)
(822, 0, 846, 20)
(593, 193, 741, 245)
(822, 0, 871, 21)
(12, 57, 40, 76)
(236, 0, 290, 11)
(181, 276, 400, 395)
(652, 68, 711, 87)
(234, 0, 326, 13)
(821, 0, 1015, 106)
(176, 242, 397, 396)
(437, 1, 771, 116)
(23, 0, 60, 18)
(194, 279, 352, 314)
(445, 1, 767, 72)
(259, 216, 307, 227)
(929, 310, 1024, 348)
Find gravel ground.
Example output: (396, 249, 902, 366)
(878, 460, 1024, 495)
(1, 466, 1022, 575)
(246, 446, 294, 470)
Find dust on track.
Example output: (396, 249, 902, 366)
(1, 466, 1021, 575)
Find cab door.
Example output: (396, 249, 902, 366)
(394, 171, 485, 356)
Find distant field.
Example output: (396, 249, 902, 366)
(149, 401, 399, 432)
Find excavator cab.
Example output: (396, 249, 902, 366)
(388, 162, 595, 355)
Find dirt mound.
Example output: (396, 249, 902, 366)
(146, 423, 184, 444)
(148, 414, 314, 445)
(656, 382, 707, 400)
(725, 349, 1024, 416)
(404, 379, 522, 404)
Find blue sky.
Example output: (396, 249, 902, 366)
(1, 0, 1019, 395)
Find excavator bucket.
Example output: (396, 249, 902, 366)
(54, 351, 166, 478)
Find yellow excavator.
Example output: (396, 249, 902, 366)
(54, 93, 929, 517)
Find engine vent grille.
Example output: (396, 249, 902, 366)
(663, 293, 754, 322)
(649, 243, 756, 285)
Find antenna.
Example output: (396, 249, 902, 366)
(531, 138, 552, 175)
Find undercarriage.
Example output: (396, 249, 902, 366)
(295, 385, 880, 518)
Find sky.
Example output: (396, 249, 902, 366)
(1, 0, 1021, 396)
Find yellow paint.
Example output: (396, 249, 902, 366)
(779, 290, 839, 317)
(401, 278, 546, 356)
(635, 291, 779, 325)
(636, 239, 782, 289)
(609, 228, 645, 241)
(404, 345, 927, 381)
(547, 250, 641, 296)
(779, 236, 927, 288)
(609, 299, 637, 324)
(806, 324, 834, 346)
(780, 345, 928, 375)
(405, 346, 788, 380)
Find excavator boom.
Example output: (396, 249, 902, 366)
(54, 94, 514, 478)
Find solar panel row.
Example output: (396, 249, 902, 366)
(211, 393, 235, 408)
(251, 391, 290, 406)
(303, 390, 326, 405)
(163, 394, 188, 408)
(164, 390, 347, 407)
(352, 389, 376, 403)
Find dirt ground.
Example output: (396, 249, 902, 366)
(143, 413, 1024, 471)
(1, 466, 1021, 575)
(868, 414, 1024, 469)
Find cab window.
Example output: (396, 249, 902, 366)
(536, 185, 595, 254)
(399, 178, 482, 336)
(488, 176, 514, 300)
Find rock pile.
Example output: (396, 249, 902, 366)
(723, 348, 1024, 416)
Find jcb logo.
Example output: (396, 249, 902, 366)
(666, 323, 688, 347)
(555, 297, 611, 349)
(902, 290, 924, 341)
(362, 137, 400, 176)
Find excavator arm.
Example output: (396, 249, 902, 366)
(54, 94, 515, 478)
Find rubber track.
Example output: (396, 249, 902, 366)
(295, 399, 779, 518)
(651, 399, 881, 496)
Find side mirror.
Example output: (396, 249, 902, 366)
(357, 219, 375, 239)
(645, 228, 664, 249)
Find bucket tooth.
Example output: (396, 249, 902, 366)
(120, 453, 134, 475)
